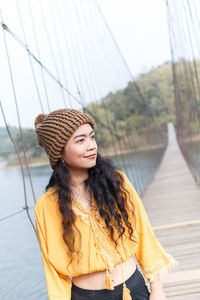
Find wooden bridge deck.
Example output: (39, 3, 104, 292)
(142, 123, 200, 299)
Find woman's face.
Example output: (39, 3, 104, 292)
(62, 123, 98, 170)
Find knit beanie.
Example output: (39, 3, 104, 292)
(34, 108, 95, 169)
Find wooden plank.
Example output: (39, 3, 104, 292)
(142, 123, 200, 299)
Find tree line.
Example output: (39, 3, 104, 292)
(1, 61, 175, 163)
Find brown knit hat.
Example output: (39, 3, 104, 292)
(34, 108, 95, 169)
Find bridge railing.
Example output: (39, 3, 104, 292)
(166, 0, 200, 183)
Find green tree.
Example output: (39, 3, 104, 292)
(14, 129, 43, 157)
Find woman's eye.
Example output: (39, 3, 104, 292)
(91, 135, 95, 139)
(77, 139, 84, 143)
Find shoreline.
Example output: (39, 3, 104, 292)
(0, 143, 165, 170)
(1, 135, 199, 171)
(101, 143, 165, 157)
(0, 160, 50, 170)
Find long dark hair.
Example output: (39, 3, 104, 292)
(46, 153, 136, 267)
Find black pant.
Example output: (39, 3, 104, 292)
(71, 267, 150, 300)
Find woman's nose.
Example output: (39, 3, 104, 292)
(87, 139, 97, 150)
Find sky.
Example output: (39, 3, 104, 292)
(0, 0, 171, 128)
(98, 0, 171, 75)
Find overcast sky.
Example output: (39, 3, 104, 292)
(98, 0, 171, 75)
(0, 0, 171, 128)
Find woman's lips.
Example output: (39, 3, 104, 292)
(85, 154, 96, 159)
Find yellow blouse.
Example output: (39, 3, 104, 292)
(35, 171, 178, 300)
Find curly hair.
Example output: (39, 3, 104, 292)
(46, 153, 136, 268)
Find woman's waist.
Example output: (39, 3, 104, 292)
(72, 255, 136, 290)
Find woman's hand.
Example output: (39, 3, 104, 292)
(150, 279, 166, 300)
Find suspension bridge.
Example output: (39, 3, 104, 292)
(142, 123, 200, 299)
(0, 0, 200, 299)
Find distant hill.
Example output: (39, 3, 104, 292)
(0, 126, 18, 154)
(0, 62, 175, 161)
(87, 61, 174, 150)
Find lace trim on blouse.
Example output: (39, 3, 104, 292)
(72, 197, 120, 272)
(71, 197, 178, 285)
(142, 253, 178, 285)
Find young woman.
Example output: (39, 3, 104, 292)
(34, 108, 177, 300)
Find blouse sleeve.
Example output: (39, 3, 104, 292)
(121, 171, 178, 284)
(35, 205, 72, 300)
